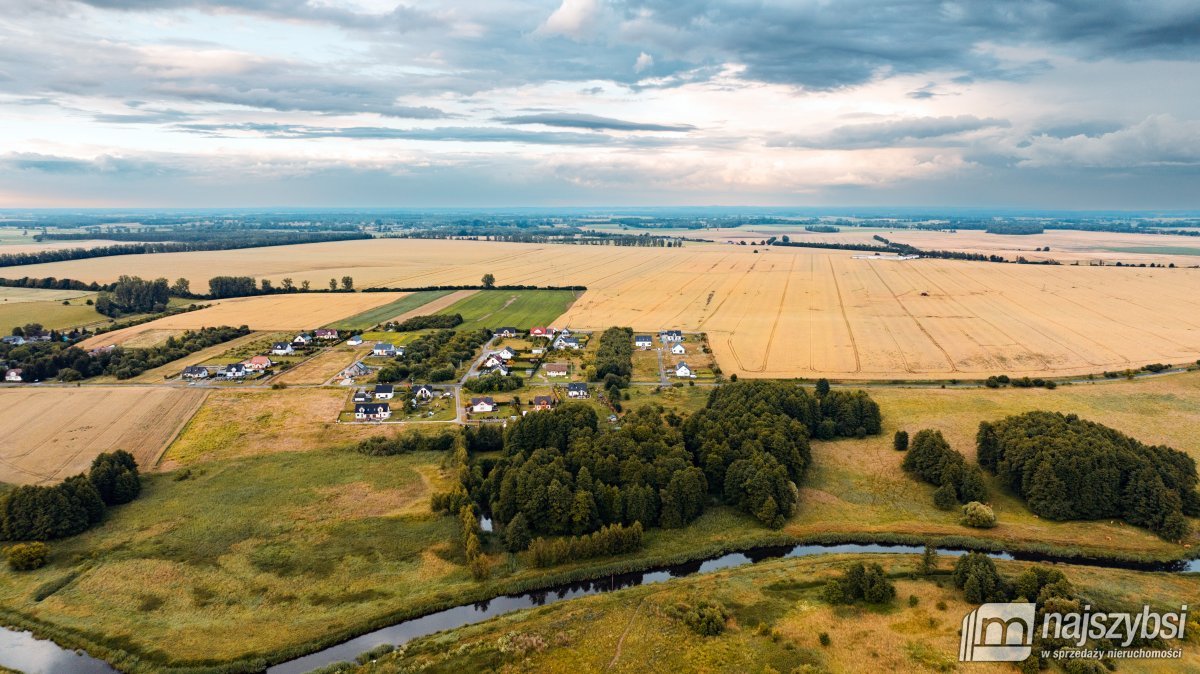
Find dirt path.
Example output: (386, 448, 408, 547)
(606, 598, 647, 670)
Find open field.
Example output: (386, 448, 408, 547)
(273, 345, 365, 385)
(351, 553, 1200, 674)
(14, 238, 1200, 379)
(78, 292, 407, 349)
(0, 386, 206, 484)
(0, 287, 93, 303)
(0, 296, 106, 332)
(326, 290, 459, 330)
(435, 289, 579, 331)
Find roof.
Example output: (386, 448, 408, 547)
(676, 362, 691, 369)
(533, 395, 553, 405)
(355, 403, 390, 414)
(635, 334, 652, 341)
(412, 383, 434, 392)
(661, 329, 683, 336)
(271, 342, 291, 349)
(557, 336, 579, 344)
(374, 384, 394, 393)
(373, 342, 395, 349)
(245, 355, 272, 365)
(544, 363, 569, 373)
(470, 396, 496, 405)
(226, 363, 246, 372)
(182, 365, 207, 374)
(5, 368, 21, 375)
(567, 382, 588, 391)
(315, 328, 337, 335)
(496, 326, 518, 333)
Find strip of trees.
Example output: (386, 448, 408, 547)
(94, 275, 170, 317)
(900, 429, 988, 509)
(383, 314, 462, 332)
(977, 411, 1198, 540)
(0, 451, 141, 541)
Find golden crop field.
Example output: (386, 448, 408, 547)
(0, 287, 93, 303)
(0, 386, 207, 484)
(17, 239, 1200, 379)
(79, 292, 408, 349)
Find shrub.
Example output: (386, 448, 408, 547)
(893, 430, 909, 451)
(953, 552, 1008, 604)
(5, 542, 49, 570)
(961, 501, 997, 528)
(818, 632, 831, 647)
(821, 562, 895, 605)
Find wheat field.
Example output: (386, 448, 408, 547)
(15, 239, 1200, 378)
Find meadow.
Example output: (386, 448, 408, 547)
(13, 238, 1200, 379)
(326, 289, 461, 330)
(0, 294, 105, 332)
(0, 386, 206, 484)
(349, 553, 1200, 674)
(434, 289, 580, 331)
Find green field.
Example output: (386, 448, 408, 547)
(1105, 245, 1200, 256)
(348, 553, 1200, 674)
(326, 290, 456, 330)
(0, 295, 105, 332)
(435, 289, 578, 331)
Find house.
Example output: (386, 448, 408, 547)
(674, 362, 694, 378)
(634, 335, 653, 349)
(469, 397, 497, 413)
(270, 342, 295, 356)
(531, 347, 545, 355)
(659, 329, 684, 343)
(352, 389, 372, 403)
(4, 368, 22, 382)
(482, 353, 508, 369)
(543, 362, 569, 377)
(497, 346, 517, 360)
(529, 327, 551, 338)
(314, 328, 338, 340)
(412, 384, 435, 400)
(224, 363, 247, 379)
(671, 343, 686, 355)
(481, 363, 510, 377)
(243, 355, 273, 371)
(341, 361, 368, 379)
(531, 395, 554, 411)
(292, 333, 313, 346)
(495, 327, 520, 338)
(374, 384, 395, 400)
(554, 335, 580, 350)
(1, 336, 25, 346)
(372, 343, 397, 357)
(347, 335, 363, 346)
(567, 382, 589, 399)
(558, 327, 572, 337)
(354, 403, 391, 420)
(181, 365, 209, 379)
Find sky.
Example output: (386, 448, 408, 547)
(0, 0, 1198, 209)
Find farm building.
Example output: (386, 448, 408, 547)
(671, 343, 686, 355)
(4, 368, 22, 382)
(531, 395, 554, 411)
(354, 403, 391, 420)
(470, 397, 497, 413)
(412, 384, 435, 400)
(374, 384, 395, 400)
(181, 365, 209, 379)
(543, 362, 569, 377)
(314, 328, 338, 340)
(567, 382, 589, 399)
(635, 335, 653, 349)
(674, 362, 693, 378)
(270, 342, 295, 356)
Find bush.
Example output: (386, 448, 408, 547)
(5, 542, 49, 571)
(818, 632, 831, 647)
(893, 430, 909, 451)
(682, 601, 729, 636)
(821, 562, 895, 605)
(960, 501, 997, 528)
(953, 552, 1008, 604)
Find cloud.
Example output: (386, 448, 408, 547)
(771, 116, 1011, 149)
(497, 112, 694, 132)
(1016, 115, 1200, 168)
(174, 122, 620, 145)
(634, 51, 653, 73)
(538, 0, 601, 39)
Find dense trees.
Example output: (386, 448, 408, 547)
(0, 451, 141, 541)
(527, 522, 643, 567)
(462, 372, 523, 393)
(353, 431, 457, 456)
(953, 553, 1009, 603)
(383, 313, 462, 332)
(901, 429, 988, 509)
(821, 562, 896, 605)
(978, 412, 1198, 540)
(94, 275, 170, 316)
(376, 329, 491, 383)
(208, 276, 259, 298)
(592, 327, 633, 382)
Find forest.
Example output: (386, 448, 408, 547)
(376, 329, 491, 383)
(0, 451, 141, 541)
(978, 411, 1199, 540)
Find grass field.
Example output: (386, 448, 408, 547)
(0, 287, 93, 303)
(0, 386, 207, 484)
(14, 238, 1200, 380)
(435, 289, 579, 331)
(325, 290, 460, 330)
(350, 553, 1200, 674)
(0, 296, 105, 332)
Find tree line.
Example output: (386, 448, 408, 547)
(383, 313, 462, 332)
(1, 451, 141, 541)
(94, 275, 171, 317)
(376, 328, 491, 383)
(977, 411, 1198, 540)
(0, 232, 370, 268)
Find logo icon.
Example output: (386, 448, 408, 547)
(960, 603, 1036, 662)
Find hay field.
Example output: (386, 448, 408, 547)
(0, 287, 93, 303)
(18, 239, 1200, 379)
(0, 386, 206, 484)
(79, 292, 407, 349)
(272, 345, 364, 385)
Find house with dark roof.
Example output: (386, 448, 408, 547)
(531, 395, 554, 411)
(354, 403, 391, 420)
(292, 333, 313, 346)
(347, 335, 363, 346)
(374, 384, 395, 400)
(674, 362, 694, 378)
(634, 335, 653, 349)
(372, 343, 397, 357)
(182, 365, 209, 379)
(4, 368, 23, 382)
(671, 342, 686, 355)
(659, 330, 683, 343)
(495, 327, 520, 337)
(352, 389, 372, 403)
(567, 382, 589, 398)
(412, 384, 435, 400)
(224, 363, 247, 378)
(270, 342, 295, 356)
(469, 397, 497, 413)
(314, 328, 338, 340)
(554, 335, 580, 350)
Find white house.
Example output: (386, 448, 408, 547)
(634, 335, 653, 349)
(270, 342, 295, 356)
(4, 368, 22, 382)
(373, 384, 395, 400)
(497, 346, 517, 360)
(347, 335, 363, 346)
(354, 403, 391, 420)
(674, 362, 693, 378)
(224, 363, 247, 379)
(292, 333, 313, 346)
(470, 397, 497, 413)
(243, 355, 273, 372)
(495, 327, 520, 338)
(412, 384, 435, 400)
(554, 335, 580, 350)
(482, 353, 507, 369)
(543, 363, 569, 377)
(659, 330, 683, 343)
(181, 365, 209, 379)
(314, 328, 338, 340)
(671, 343, 686, 355)
(567, 382, 589, 399)
(529, 327, 551, 338)
(372, 343, 397, 357)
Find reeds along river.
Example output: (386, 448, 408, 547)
(1, 542, 1196, 674)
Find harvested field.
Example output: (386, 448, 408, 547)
(273, 345, 364, 385)
(0, 287, 93, 303)
(0, 386, 206, 484)
(79, 292, 407, 349)
(18, 239, 1200, 379)
(326, 289, 460, 329)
